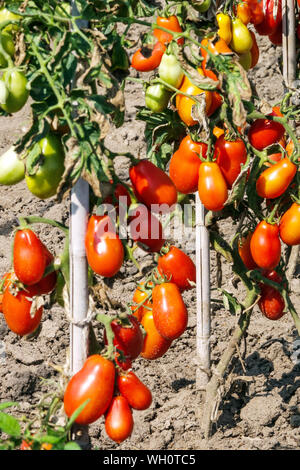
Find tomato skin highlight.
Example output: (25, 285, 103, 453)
(105, 396, 134, 443)
(64, 355, 116, 425)
(152, 282, 188, 341)
(250, 220, 281, 270)
(256, 157, 296, 199)
(153, 15, 184, 45)
(141, 311, 172, 360)
(129, 160, 177, 209)
(198, 162, 228, 212)
(169, 136, 208, 194)
(131, 41, 166, 72)
(248, 118, 285, 150)
(2, 283, 43, 336)
(279, 203, 300, 246)
(117, 371, 152, 410)
(13, 229, 46, 286)
(158, 246, 196, 291)
(85, 215, 124, 278)
(214, 135, 247, 188)
(0, 70, 29, 114)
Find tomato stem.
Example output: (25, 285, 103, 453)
(96, 313, 117, 361)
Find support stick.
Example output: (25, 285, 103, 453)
(195, 193, 211, 389)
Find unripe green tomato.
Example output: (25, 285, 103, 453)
(25, 134, 65, 199)
(0, 146, 25, 185)
(0, 80, 9, 104)
(145, 84, 171, 113)
(0, 8, 21, 33)
(0, 70, 29, 113)
(193, 0, 211, 12)
(238, 50, 252, 71)
(158, 53, 184, 89)
(0, 32, 15, 68)
(230, 18, 253, 54)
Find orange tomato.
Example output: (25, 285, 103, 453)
(198, 162, 228, 211)
(256, 157, 297, 199)
(141, 311, 172, 360)
(279, 203, 300, 246)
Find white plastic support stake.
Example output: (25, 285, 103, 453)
(282, 0, 296, 87)
(195, 193, 211, 388)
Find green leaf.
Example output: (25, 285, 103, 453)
(65, 400, 90, 431)
(220, 289, 242, 316)
(0, 402, 18, 411)
(0, 411, 21, 437)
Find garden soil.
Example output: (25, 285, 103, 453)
(0, 30, 300, 451)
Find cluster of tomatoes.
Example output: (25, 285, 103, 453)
(0, 228, 57, 336)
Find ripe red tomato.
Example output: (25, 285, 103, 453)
(117, 371, 152, 410)
(141, 310, 172, 360)
(0, 272, 14, 313)
(131, 41, 166, 72)
(105, 396, 134, 443)
(2, 283, 43, 336)
(64, 355, 115, 425)
(238, 232, 258, 270)
(131, 282, 153, 322)
(248, 118, 285, 150)
(152, 282, 188, 341)
(256, 157, 296, 199)
(103, 183, 132, 209)
(250, 220, 281, 270)
(198, 162, 228, 212)
(129, 204, 165, 252)
(85, 214, 124, 278)
(129, 160, 177, 210)
(249, 31, 259, 67)
(13, 229, 46, 286)
(169, 136, 208, 194)
(268, 21, 282, 45)
(258, 271, 285, 320)
(33, 244, 57, 295)
(158, 245, 196, 291)
(153, 15, 184, 45)
(279, 203, 300, 246)
(108, 315, 144, 361)
(254, 0, 282, 36)
(214, 135, 247, 188)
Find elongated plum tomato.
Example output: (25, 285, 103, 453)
(64, 355, 115, 425)
(129, 204, 165, 252)
(131, 282, 153, 322)
(230, 18, 253, 54)
(131, 41, 166, 72)
(238, 232, 258, 270)
(13, 229, 46, 286)
(237, 2, 252, 24)
(129, 159, 177, 210)
(0, 8, 21, 33)
(250, 220, 281, 270)
(258, 271, 285, 320)
(158, 52, 184, 89)
(85, 214, 124, 277)
(25, 134, 65, 199)
(214, 135, 247, 188)
(152, 282, 188, 341)
(0, 70, 29, 114)
(2, 282, 43, 336)
(169, 136, 208, 194)
(176, 69, 212, 127)
(105, 396, 134, 443)
(216, 13, 232, 45)
(153, 15, 184, 45)
(198, 162, 228, 211)
(158, 246, 196, 291)
(107, 315, 144, 361)
(255, 0, 282, 36)
(279, 203, 300, 246)
(0, 146, 25, 185)
(256, 157, 296, 199)
(248, 118, 285, 150)
(141, 310, 172, 360)
(117, 371, 152, 410)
